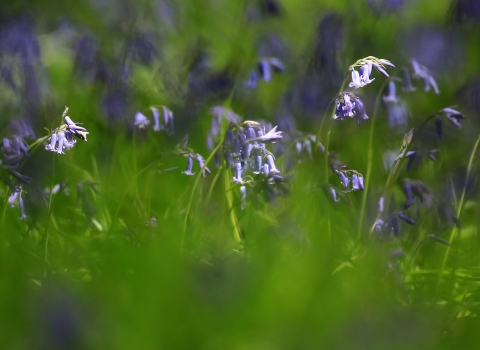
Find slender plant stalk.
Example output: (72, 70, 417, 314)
(223, 167, 242, 243)
(206, 165, 223, 204)
(357, 80, 389, 240)
(318, 76, 347, 245)
(437, 132, 480, 289)
(182, 141, 223, 253)
(44, 154, 56, 278)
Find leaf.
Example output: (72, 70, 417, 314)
(428, 234, 451, 247)
(331, 261, 353, 275)
(397, 128, 414, 160)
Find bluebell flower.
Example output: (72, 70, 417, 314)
(383, 81, 408, 129)
(134, 112, 150, 128)
(336, 171, 349, 189)
(7, 188, 20, 207)
(195, 154, 211, 177)
(254, 155, 263, 174)
(232, 162, 243, 183)
(64, 116, 88, 140)
(352, 174, 359, 190)
(402, 68, 416, 92)
(246, 125, 282, 143)
(334, 93, 369, 124)
(258, 57, 285, 82)
(266, 155, 279, 174)
(439, 107, 465, 129)
(342, 94, 356, 117)
(258, 59, 272, 82)
(182, 156, 195, 176)
(352, 98, 369, 125)
(245, 71, 258, 89)
(374, 219, 385, 233)
(162, 106, 174, 134)
(379, 197, 384, 213)
(8, 186, 27, 220)
(349, 57, 395, 88)
(329, 185, 341, 203)
(358, 174, 364, 190)
(349, 69, 362, 88)
(383, 81, 399, 103)
(240, 185, 247, 210)
(359, 61, 375, 85)
(45, 109, 89, 155)
(151, 107, 161, 131)
(411, 59, 439, 94)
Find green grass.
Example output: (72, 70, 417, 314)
(1, 0, 480, 349)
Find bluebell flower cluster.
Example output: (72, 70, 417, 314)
(335, 170, 365, 192)
(295, 134, 324, 160)
(45, 108, 89, 154)
(134, 106, 174, 134)
(222, 119, 285, 209)
(333, 92, 369, 125)
(348, 57, 395, 89)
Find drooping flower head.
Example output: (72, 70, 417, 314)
(45, 107, 89, 154)
(334, 92, 369, 125)
(349, 56, 395, 88)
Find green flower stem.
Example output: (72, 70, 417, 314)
(357, 79, 389, 240)
(437, 132, 480, 289)
(182, 141, 224, 253)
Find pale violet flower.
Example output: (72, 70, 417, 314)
(352, 174, 360, 191)
(334, 93, 368, 124)
(383, 81, 399, 103)
(151, 107, 161, 131)
(342, 94, 355, 117)
(349, 57, 395, 88)
(349, 70, 363, 88)
(134, 112, 150, 128)
(439, 107, 465, 129)
(411, 59, 439, 94)
(266, 155, 279, 174)
(8, 186, 27, 220)
(56, 131, 65, 154)
(359, 61, 375, 85)
(150, 106, 174, 133)
(247, 126, 282, 143)
(258, 57, 285, 82)
(182, 156, 195, 176)
(232, 162, 243, 183)
(262, 163, 270, 176)
(162, 106, 174, 135)
(352, 98, 369, 125)
(240, 185, 247, 210)
(402, 69, 416, 92)
(45, 110, 89, 154)
(195, 154, 211, 178)
(383, 81, 408, 129)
